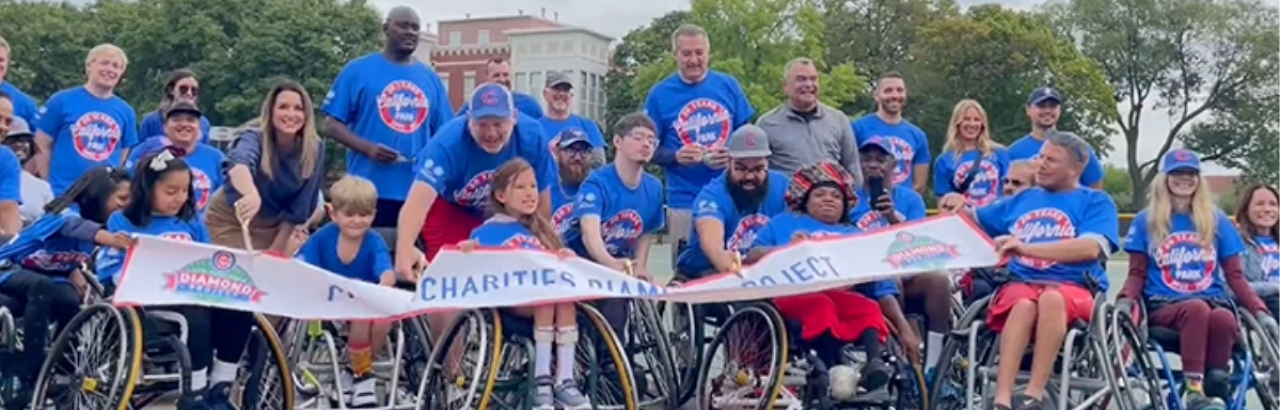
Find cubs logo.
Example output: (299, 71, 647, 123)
(547, 128, 586, 154)
(377, 80, 430, 133)
(455, 171, 494, 210)
(953, 159, 1001, 207)
(856, 209, 907, 231)
(883, 232, 960, 269)
(192, 167, 213, 210)
(503, 234, 544, 250)
(71, 112, 122, 161)
(1260, 241, 1279, 281)
(674, 98, 732, 147)
(601, 209, 644, 256)
(884, 137, 915, 184)
(727, 214, 769, 253)
(1012, 208, 1076, 269)
(552, 203, 575, 235)
(164, 251, 267, 304)
(1155, 232, 1216, 293)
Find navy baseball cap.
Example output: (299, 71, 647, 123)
(164, 100, 202, 120)
(556, 129, 592, 149)
(859, 136, 897, 159)
(468, 83, 514, 119)
(1162, 149, 1202, 173)
(1027, 87, 1062, 106)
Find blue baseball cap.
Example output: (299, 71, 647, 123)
(467, 83, 514, 119)
(556, 128, 592, 149)
(859, 136, 897, 159)
(1027, 87, 1063, 106)
(1162, 149, 1202, 173)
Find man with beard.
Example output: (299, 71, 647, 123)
(322, 6, 453, 228)
(851, 72, 930, 194)
(3, 118, 53, 224)
(675, 124, 788, 280)
(456, 58, 545, 119)
(1007, 87, 1103, 189)
(540, 73, 606, 166)
(758, 57, 861, 179)
(550, 128, 595, 236)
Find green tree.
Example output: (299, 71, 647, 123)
(1101, 164, 1135, 211)
(907, 5, 1118, 158)
(1048, 0, 1280, 208)
(604, 11, 691, 135)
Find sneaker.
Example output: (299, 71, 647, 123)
(203, 382, 238, 410)
(1011, 393, 1043, 410)
(858, 358, 892, 391)
(1184, 392, 1226, 410)
(532, 375, 555, 410)
(554, 379, 592, 410)
(329, 368, 354, 405)
(175, 389, 213, 410)
(348, 373, 379, 408)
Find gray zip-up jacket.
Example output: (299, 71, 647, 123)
(756, 103, 863, 184)
(1242, 235, 1279, 299)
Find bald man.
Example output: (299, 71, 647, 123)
(1003, 160, 1035, 197)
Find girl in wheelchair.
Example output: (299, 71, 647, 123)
(0, 166, 131, 388)
(455, 158, 591, 410)
(746, 160, 909, 397)
(97, 149, 258, 410)
(1118, 149, 1274, 410)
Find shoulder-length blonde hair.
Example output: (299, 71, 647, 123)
(942, 99, 1000, 157)
(255, 79, 320, 181)
(1145, 172, 1218, 247)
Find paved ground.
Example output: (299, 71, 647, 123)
(142, 245, 1269, 409)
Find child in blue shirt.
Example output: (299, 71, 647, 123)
(296, 175, 396, 408)
(456, 158, 587, 410)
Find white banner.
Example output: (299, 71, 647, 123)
(112, 215, 1001, 319)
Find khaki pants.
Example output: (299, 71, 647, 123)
(665, 208, 692, 271)
(204, 188, 284, 251)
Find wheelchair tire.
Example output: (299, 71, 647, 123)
(1097, 305, 1166, 410)
(0, 307, 18, 407)
(578, 303, 640, 409)
(398, 316, 435, 401)
(928, 296, 995, 410)
(627, 300, 678, 408)
(660, 300, 702, 407)
(30, 304, 142, 410)
(882, 331, 930, 410)
(235, 313, 296, 410)
(420, 309, 501, 410)
(695, 303, 787, 410)
(1241, 312, 1280, 410)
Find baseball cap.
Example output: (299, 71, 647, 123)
(546, 72, 573, 89)
(6, 117, 33, 138)
(726, 125, 771, 159)
(164, 100, 202, 120)
(1162, 149, 1201, 173)
(859, 136, 896, 159)
(556, 128, 592, 149)
(1027, 87, 1062, 106)
(468, 83, 515, 119)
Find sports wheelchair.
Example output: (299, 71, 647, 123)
(25, 251, 296, 410)
(276, 314, 433, 410)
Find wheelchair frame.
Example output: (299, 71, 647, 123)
(279, 316, 434, 410)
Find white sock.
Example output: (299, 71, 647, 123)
(555, 330, 577, 384)
(211, 359, 239, 385)
(926, 331, 946, 371)
(191, 367, 209, 391)
(534, 327, 554, 394)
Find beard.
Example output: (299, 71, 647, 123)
(727, 176, 768, 213)
(558, 160, 589, 188)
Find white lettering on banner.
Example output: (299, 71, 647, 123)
(112, 215, 1000, 320)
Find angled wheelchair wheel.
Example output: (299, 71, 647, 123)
(1096, 304, 1165, 410)
(235, 313, 296, 410)
(578, 303, 639, 409)
(623, 300, 677, 408)
(30, 304, 142, 410)
(696, 303, 787, 410)
(883, 326, 930, 410)
(1241, 312, 1280, 410)
(420, 309, 501, 410)
(659, 300, 701, 407)
(392, 316, 435, 406)
(929, 296, 994, 410)
(0, 306, 18, 407)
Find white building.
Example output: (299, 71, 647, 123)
(413, 28, 439, 66)
(507, 26, 613, 122)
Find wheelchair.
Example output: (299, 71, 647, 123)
(928, 276, 1149, 410)
(25, 253, 296, 410)
(277, 314, 434, 410)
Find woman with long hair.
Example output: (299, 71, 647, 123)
(1119, 149, 1274, 409)
(933, 99, 1009, 207)
(137, 69, 211, 142)
(1234, 184, 1280, 316)
(204, 79, 325, 253)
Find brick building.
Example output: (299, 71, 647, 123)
(430, 14, 561, 110)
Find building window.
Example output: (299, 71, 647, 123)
(463, 71, 477, 98)
(548, 42, 559, 53)
(448, 31, 461, 46)
(531, 42, 543, 54)
(530, 71, 544, 95)
(440, 73, 450, 93)
(477, 30, 490, 45)
(515, 72, 528, 94)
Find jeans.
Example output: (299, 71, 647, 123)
(0, 268, 81, 380)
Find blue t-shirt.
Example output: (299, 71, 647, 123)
(1124, 210, 1245, 302)
(550, 183, 579, 237)
(323, 53, 455, 201)
(1, 81, 40, 126)
(97, 211, 210, 284)
(298, 223, 393, 284)
(1007, 134, 1104, 187)
(564, 164, 666, 259)
(37, 87, 140, 196)
(1, 211, 96, 274)
(752, 212, 898, 299)
(1256, 236, 1280, 283)
(849, 185, 927, 231)
(675, 171, 789, 275)
(470, 219, 546, 250)
(414, 115, 554, 218)
(852, 115, 931, 188)
(137, 110, 212, 144)
(975, 187, 1119, 289)
(455, 92, 544, 120)
(933, 148, 1010, 207)
(125, 139, 225, 216)
(644, 71, 754, 208)
(539, 115, 607, 153)
(0, 146, 20, 204)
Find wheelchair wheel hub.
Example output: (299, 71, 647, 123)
(78, 376, 99, 393)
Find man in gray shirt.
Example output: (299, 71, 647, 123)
(756, 57, 862, 184)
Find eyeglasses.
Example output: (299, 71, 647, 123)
(559, 148, 590, 159)
(176, 84, 199, 97)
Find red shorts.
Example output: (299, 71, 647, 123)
(774, 290, 888, 343)
(986, 282, 1094, 333)
(421, 197, 483, 261)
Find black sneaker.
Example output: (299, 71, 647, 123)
(1184, 392, 1226, 410)
(1011, 394, 1043, 410)
(204, 382, 238, 410)
(176, 389, 213, 410)
(858, 358, 892, 391)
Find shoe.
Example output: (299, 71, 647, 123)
(329, 368, 354, 406)
(1011, 393, 1043, 410)
(858, 358, 892, 391)
(1204, 368, 1231, 400)
(204, 382, 238, 410)
(532, 375, 555, 410)
(348, 373, 379, 408)
(1184, 392, 1226, 410)
(554, 379, 593, 410)
(175, 389, 213, 410)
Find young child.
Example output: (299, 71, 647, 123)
(296, 175, 396, 408)
(457, 158, 588, 410)
(0, 166, 132, 388)
(98, 148, 253, 410)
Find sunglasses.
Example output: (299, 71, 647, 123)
(176, 84, 199, 97)
(1003, 178, 1028, 187)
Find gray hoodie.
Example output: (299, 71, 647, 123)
(1241, 235, 1279, 299)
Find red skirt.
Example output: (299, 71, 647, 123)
(421, 197, 483, 261)
(774, 289, 888, 343)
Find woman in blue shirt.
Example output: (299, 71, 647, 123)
(458, 158, 589, 410)
(137, 69, 211, 143)
(1119, 149, 1274, 408)
(932, 99, 1009, 208)
(1233, 184, 1279, 316)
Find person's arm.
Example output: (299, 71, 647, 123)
(397, 137, 455, 257)
(838, 114, 864, 186)
(372, 233, 397, 285)
(0, 148, 23, 234)
(579, 215, 619, 268)
(322, 117, 374, 154)
(320, 64, 374, 153)
(876, 286, 914, 339)
(744, 221, 781, 264)
(634, 234, 654, 272)
(118, 107, 139, 166)
(274, 148, 325, 251)
(696, 218, 734, 272)
(643, 94, 678, 167)
(1224, 255, 1269, 314)
(1119, 252, 1149, 300)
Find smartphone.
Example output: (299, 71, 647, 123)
(867, 176, 886, 205)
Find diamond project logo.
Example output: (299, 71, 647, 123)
(163, 251, 267, 304)
(883, 232, 960, 269)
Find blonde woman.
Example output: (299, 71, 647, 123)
(205, 79, 325, 253)
(1118, 149, 1275, 408)
(932, 99, 1009, 207)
